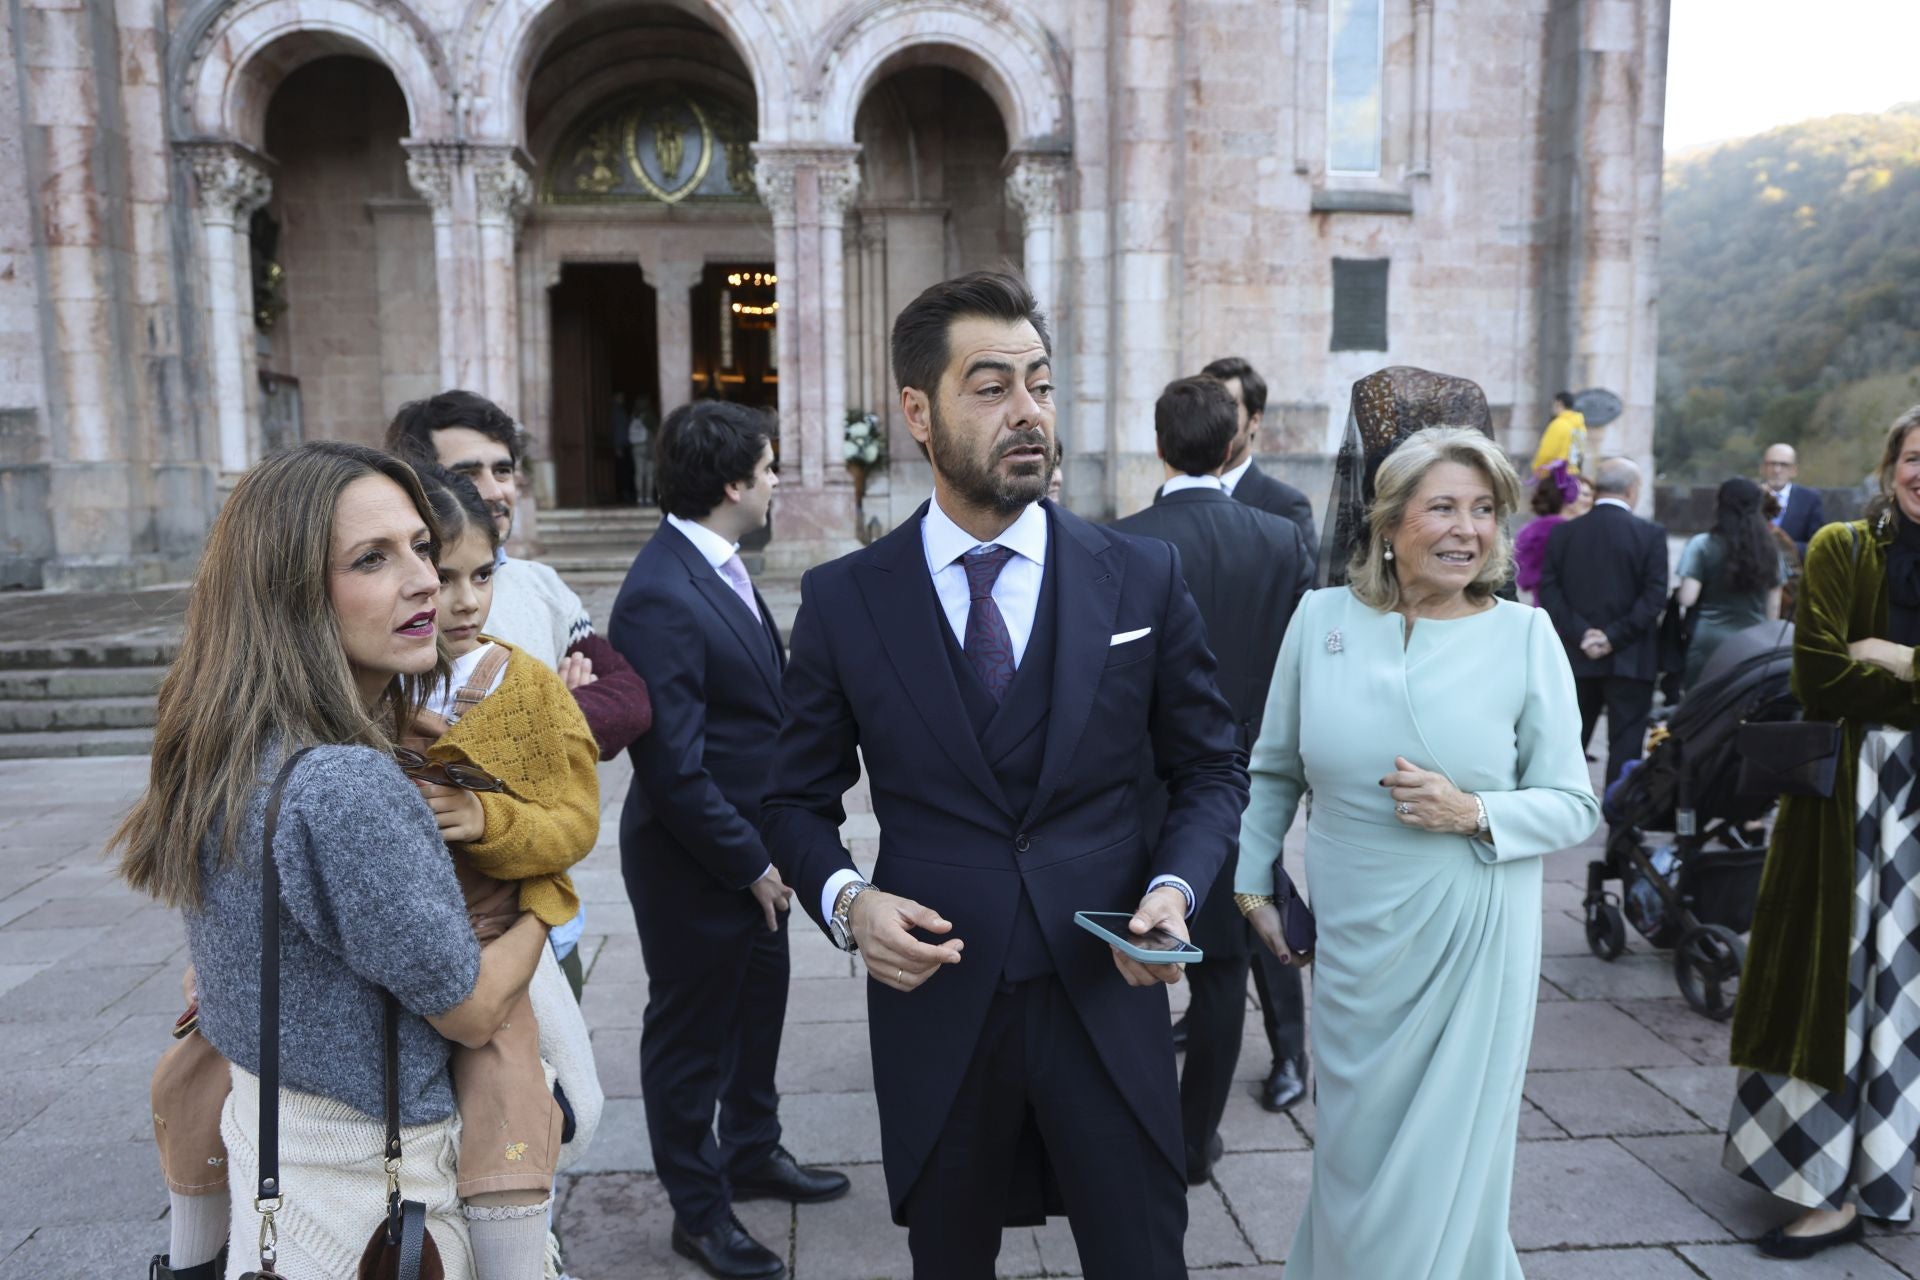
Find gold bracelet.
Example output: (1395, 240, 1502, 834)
(1232, 893, 1275, 918)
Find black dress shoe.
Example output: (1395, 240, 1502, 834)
(672, 1213, 786, 1279)
(1260, 1057, 1307, 1112)
(1184, 1131, 1224, 1185)
(1171, 1013, 1190, 1052)
(1756, 1213, 1864, 1259)
(732, 1143, 852, 1204)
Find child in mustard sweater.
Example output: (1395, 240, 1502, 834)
(148, 465, 599, 1280)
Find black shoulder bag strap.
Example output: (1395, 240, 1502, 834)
(246, 745, 315, 1279)
(384, 988, 432, 1278)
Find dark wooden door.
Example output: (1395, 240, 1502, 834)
(547, 263, 659, 507)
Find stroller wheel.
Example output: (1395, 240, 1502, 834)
(1675, 923, 1746, 1021)
(1586, 901, 1627, 961)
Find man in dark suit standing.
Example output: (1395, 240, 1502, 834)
(1111, 376, 1315, 1183)
(610, 402, 848, 1280)
(761, 272, 1249, 1277)
(1539, 456, 1671, 789)
(1200, 355, 1317, 550)
(1763, 441, 1826, 554)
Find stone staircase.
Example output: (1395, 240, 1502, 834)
(0, 638, 173, 759)
(533, 506, 663, 587)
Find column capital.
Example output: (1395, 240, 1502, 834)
(1004, 151, 1070, 226)
(403, 140, 461, 213)
(750, 146, 801, 228)
(751, 144, 864, 227)
(179, 141, 273, 226)
(471, 145, 533, 229)
(816, 154, 863, 224)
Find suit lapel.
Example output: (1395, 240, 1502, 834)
(1023, 506, 1123, 828)
(856, 507, 1014, 817)
(661, 524, 784, 701)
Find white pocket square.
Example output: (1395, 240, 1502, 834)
(1110, 627, 1152, 646)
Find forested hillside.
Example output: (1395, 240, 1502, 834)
(1657, 103, 1920, 484)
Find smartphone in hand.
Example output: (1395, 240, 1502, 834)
(1073, 911, 1204, 964)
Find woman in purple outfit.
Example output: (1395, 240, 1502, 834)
(1514, 462, 1580, 604)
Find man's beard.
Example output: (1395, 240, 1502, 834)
(927, 400, 1050, 516)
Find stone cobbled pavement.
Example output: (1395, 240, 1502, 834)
(0, 580, 1915, 1277)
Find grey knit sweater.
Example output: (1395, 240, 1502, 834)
(185, 745, 481, 1124)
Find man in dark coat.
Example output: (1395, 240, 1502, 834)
(1539, 456, 1671, 788)
(1763, 441, 1827, 554)
(1111, 375, 1315, 1183)
(760, 272, 1249, 1278)
(1202, 355, 1317, 549)
(609, 402, 848, 1280)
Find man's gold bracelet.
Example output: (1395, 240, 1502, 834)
(1232, 893, 1275, 918)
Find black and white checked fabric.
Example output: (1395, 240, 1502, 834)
(1723, 728, 1920, 1220)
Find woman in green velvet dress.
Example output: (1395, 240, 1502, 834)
(1235, 427, 1599, 1279)
(1725, 405, 1920, 1259)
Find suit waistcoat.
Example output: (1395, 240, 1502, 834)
(936, 552, 1060, 980)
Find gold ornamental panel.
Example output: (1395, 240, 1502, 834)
(544, 86, 756, 205)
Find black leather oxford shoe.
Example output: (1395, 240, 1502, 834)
(1261, 1057, 1307, 1112)
(731, 1143, 852, 1204)
(671, 1213, 786, 1279)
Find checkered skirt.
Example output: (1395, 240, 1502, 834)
(1723, 728, 1920, 1220)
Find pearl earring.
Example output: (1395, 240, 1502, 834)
(1383, 541, 1394, 562)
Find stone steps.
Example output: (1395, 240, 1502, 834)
(0, 636, 176, 758)
(0, 726, 154, 759)
(0, 666, 167, 700)
(0, 696, 159, 733)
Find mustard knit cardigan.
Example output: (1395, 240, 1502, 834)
(430, 641, 601, 927)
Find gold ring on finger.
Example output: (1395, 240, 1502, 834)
(897, 968, 904, 983)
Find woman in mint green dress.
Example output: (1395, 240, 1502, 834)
(1236, 427, 1599, 1279)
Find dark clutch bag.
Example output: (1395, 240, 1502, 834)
(1274, 867, 1316, 961)
(1735, 720, 1843, 799)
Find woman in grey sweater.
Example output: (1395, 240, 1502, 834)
(115, 442, 550, 1280)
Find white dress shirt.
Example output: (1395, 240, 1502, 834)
(1220, 455, 1255, 495)
(818, 494, 1193, 928)
(666, 514, 774, 886)
(1594, 497, 1632, 513)
(1162, 473, 1229, 497)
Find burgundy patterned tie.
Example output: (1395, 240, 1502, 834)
(961, 545, 1018, 700)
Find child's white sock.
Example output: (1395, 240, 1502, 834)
(166, 1190, 227, 1269)
(466, 1197, 553, 1280)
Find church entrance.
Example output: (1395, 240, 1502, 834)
(691, 262, 779, 410)
(548, 263, 660, 508)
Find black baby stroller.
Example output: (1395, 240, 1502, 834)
(1582, 621, 1796, 1019)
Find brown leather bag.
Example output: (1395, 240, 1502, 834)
(239, 749, 445, 1280)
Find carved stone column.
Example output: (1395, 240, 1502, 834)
(472, 147, 532, 417)
(1005, 151, 1069, 328)
(648, 259, 704, 420)
(817, 152, 862, 463)
(753, 150, 801, 470)
(182, 142, 272, 474)
(404, 142, 471, 390)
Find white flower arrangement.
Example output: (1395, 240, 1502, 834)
(844, 410, 885, 469)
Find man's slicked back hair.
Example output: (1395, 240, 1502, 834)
(891, 270, 1052, 397)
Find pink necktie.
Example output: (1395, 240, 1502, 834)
(718, 554, 760, 620)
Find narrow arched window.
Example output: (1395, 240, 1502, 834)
(1327, 0, 1384, 176)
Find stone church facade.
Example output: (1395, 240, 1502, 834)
(0, 0, 1669, 588)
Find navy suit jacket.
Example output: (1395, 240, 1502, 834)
(1539, 503, 1671, 682)
(1776, 484, 1827, 553)
(759, 499, 1249, 1215)
(609, 522, 787, 934)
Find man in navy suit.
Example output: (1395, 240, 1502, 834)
(1200, 355, 1317, 550)
(1763, 442, 1826, 553)
(761, 272, 1250, 1278)
(610, 402, 848, 1280)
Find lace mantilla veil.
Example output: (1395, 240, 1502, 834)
(1319, 366, 1496, 587)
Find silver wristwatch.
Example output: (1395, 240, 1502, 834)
(827, 880, 872, 952)
(1472, 794, 1491, 838)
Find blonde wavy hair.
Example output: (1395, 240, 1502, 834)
(1348, 426, 1523, 610)
(1864, 404, 1920, 531)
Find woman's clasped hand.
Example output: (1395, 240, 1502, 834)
(1379, 755, 1481, 834)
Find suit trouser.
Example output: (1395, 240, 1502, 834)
(904, 975, 1187, 1280)
(636, 905, 789, 1234)
(1180, 941, 1306, 1154)
(1577, 675, 1655, 791)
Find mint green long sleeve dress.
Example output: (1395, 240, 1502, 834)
(1235, 588, 1599, 1279)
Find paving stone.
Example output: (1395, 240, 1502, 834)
(1682, 1241, 1907, 1278)
(1541, 907, 1595, 956)
(1517, 1245, 1705, 1278)
(590, 1026, 641, 1097)
(558, 1169, 791, 1277)
(578, 978, 648, 1029)
(1211, 1149, 1313, 1263)
(1864, 1229, 1920, 1276)
(1528, 1001, 1695, 1071)
(0, 962, 160, 1022)
(70, 1012, 175, 1066)
(1519, 1097, 1567, 1140)
(104, 960, 201, 1017)
(789, 930, 857, 979)
(0, 965, 44, 999)
(0, 1138, 167, 1233)
(1510, 1138, 1731, 1249)
(1617, 1132, 1784, 1239)
(776, 1020, 876, 1095)
(777, 1091, 883, 1166)
(5, 1014, 123, 1069)
(9, 896, 141, 930)
(784, 976, 870, 1024)
(1541, 953, 1691, 1001)
(9, 1061, 155, 1146)
(0, 1068, 71, 1141)
(1183, 1181, 1259, 1268)
(586, 932, 645, 983)
(1526, 1068, 1707, 1138)
(789, 1162, 914, 1279)
(1639, 1064, 1739, 1128)
(1031, 1215, 1081, 1275)
(1614, 997, 1737, 1067)
(1217, 1084, 1312, 1153)
(0, 1217, 166, 1280)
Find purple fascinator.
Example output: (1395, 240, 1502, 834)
(1544, 460, 1580, 506)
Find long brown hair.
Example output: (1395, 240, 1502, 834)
(1864, 404, 1920, 531)
(112, 443, 446, 907)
